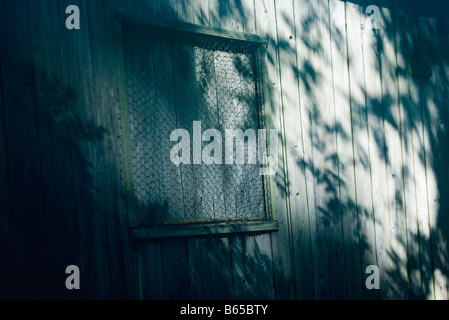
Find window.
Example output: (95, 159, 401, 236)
(115, 13, 278, 238)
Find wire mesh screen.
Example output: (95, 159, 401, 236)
(121, 25, 269, 227)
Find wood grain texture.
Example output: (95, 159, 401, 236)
(0, 0, 448, 300)
(394, 10, 422, 299)
(330, 0, 363, 299)
(424, 16, 449, 300)
(0, 0, 50, 298)
(28, 0, 81, 299)
(0, 44, 13, 299)
(345, 2, 378, 299)
(376, 1, 403, 299)
(256, 0, 297, 300)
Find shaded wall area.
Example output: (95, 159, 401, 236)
(0, 0, 448, 299)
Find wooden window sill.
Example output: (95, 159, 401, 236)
(130, 220, 279, 240)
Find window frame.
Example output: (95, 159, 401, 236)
(113, 12, 278, 239)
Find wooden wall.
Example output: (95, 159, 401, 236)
(0, 0, 448, 299)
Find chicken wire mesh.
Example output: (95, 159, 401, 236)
(121, 26, 270, 227)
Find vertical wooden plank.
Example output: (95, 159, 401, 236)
(392, 9, 417, 299)
(137, 240, 165, 299)
(420, 20, 440, 299)
(126, 0, 153, 14)
(406, 23, 430, 296)
(113, 6, 139, 231)
(208, 0, 255, 32)
(208, 237, 234, 299)
(0, 2, 13, 298)
(250, 234, 275, 299)
(28, 0, 83, 299)
(0, 0, 50, 298)
(360, 0, 387, 300)
(239, 0, 256, 34)
(187, 238, 212, 299)
(415, 16, 436, 300)
(329, 0, 363, 299)
(276, 0, 312, 299)
(435, 18, 449, 300)
(435, 17, 449, 301)
(293, 1, 319, 293)
(394, 12, 428, 299)
(111, 0, 143, 299)
(229, 235, 248, 299)
(345, 2, 378, 299)
(161, 239, 190, 299)
(209, 0, 228, 31)
(0, 54, 14, 298)
(295, 0, 321, 299)
(295, 0, 348, 299)
(58, 0, 111, 298)
(191, 0, 209, 26)
(174, 0, 194, 24)
(208, 0, 220, 29)
(230, 234, 275, 299)
(376, 2, 404, 299)
(89, 0, 141, 298)
(314, 0, 347, 299)
(423, 16, 449, 300)
(374, 2, 394, 300)
(254, 0, 294, 299)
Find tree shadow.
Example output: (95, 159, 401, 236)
(283, 0, 449, 299)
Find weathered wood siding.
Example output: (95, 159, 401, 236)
(0, 0, 448, 299)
